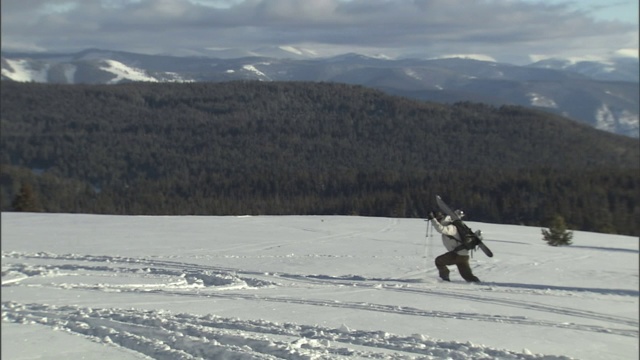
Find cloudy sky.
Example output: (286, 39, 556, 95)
(1, 0, 638, 64)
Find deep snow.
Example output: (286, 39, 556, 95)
(1, 213, 638, 359)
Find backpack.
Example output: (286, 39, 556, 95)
(448, 219, 480, 251)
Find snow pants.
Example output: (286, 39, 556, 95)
(435, 252, 480, 282)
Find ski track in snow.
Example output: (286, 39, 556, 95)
(2, 301, 571, 360)
(3, 250, 637, 359)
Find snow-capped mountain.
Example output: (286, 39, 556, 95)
(1, 49, 638, 137)
(529, 57, 639, 83)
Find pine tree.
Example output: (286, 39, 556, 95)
(541, 215, 573, 246)
(11, 183, 42, 212)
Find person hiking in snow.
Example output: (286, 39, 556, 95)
(427, 210, 480, 283)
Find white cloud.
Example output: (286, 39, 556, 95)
(1, 0, 638, 65)
(614, 48, 639, 58)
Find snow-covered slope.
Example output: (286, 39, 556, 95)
(2, 213, 638, 359)
(1, 58, 50, 82)
(1, 54, 194, 83)
(99, 59, 159, 84)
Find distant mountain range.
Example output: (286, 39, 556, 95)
(1, 48, 638, 137)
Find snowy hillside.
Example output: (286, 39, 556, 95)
(1, 213, 638, 359)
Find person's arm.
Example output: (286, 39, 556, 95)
(430, 219, 457, 237)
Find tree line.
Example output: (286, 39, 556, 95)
(1, 81, 638, 235)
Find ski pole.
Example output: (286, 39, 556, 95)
(423, 220, 432, 270)
(425, 219, 430, 238)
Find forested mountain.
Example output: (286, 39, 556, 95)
(2, 49, 638, 138)
(1, 81, 638, 235)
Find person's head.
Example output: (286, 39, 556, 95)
(454, 209, 465, 219)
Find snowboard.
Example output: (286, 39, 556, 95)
(435, 195, 494, 257)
